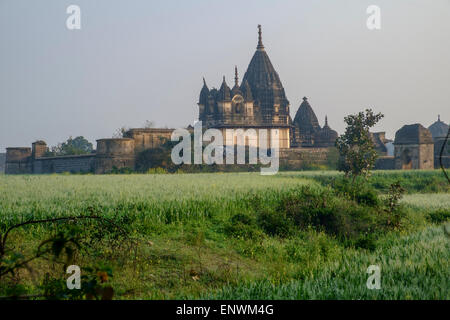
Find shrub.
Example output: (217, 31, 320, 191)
(146, 167, 168, 174)
(225, 213, 263, 240)
(331, 177, 379, 207)
(384, 181, 405, 213)
(257, 210, 293, 237)
(352, 234, 377, 251)
(254, 185, 405, 249)
(285, 230, 340, 264)
(427, 209, 450, 224)
(378, 181, 407, 229)
(280, 187, 333, 230)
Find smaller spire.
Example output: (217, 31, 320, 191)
(257, 24, 264, 50)
(325, 115, 328, 126)
(218, 76, 231, 101)
(199, 78, 209, 105)
(438, 114, 441, 122)
(234, 66, 239, 86)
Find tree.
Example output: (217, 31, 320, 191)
(48, 136, 94, 156)
(335, 109, 384, 180)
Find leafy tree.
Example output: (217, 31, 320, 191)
(47, 136, 94, 156)
(335, 109, 384, 180)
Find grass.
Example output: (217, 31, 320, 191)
(0, 170, 448, 299)
(285, 170, 450, 194)
(199, 226, 449, 299)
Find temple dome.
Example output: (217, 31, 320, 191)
(198, 78, 209, 105)
(394, 124, 433, 145)
(293, 97, 321, 132)
(428, 115, 449, 139)
(241, 25, 289, 114)
(320, 117, 338, 138)
(314, 116, 338, 147)
(218, 77, 231, 101)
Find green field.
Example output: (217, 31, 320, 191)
(0, 171, 449, 299)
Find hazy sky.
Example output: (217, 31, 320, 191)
(1, 0, 449, 152)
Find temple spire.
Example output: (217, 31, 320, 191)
(234, 66, 239, 86)
(257, 24, 264, 50)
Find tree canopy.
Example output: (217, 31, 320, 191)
(47, 136, 94, 156)
(335, 109, 384, 180)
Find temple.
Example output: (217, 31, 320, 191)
(198, 25, 337, 149)
(2, 26, 448, 174)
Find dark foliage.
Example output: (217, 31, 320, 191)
(335, 109, 384, 180)
(45, 136, 94, 156)
(252, 183, 407, 250)
(427, 209, 450, 224)
(225, 213, 263, 240)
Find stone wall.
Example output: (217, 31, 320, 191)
(0, 153, 5, 173)
(279, 147, 330, 169)
(33, 154, 96, 174)
(95, 138, 135, 173)
(374, 156, 395, 170)
(219, 127, 291, 149)
(419, 143, 435, 169)
(124, 128, 174, 154)
(5, 147, 32, 174)
(394, 143, 434, 170)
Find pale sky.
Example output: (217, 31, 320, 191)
(1, 0, 449, 152)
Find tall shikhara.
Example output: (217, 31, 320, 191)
(197, 25, 291, 130)
(196, 25, 340, 150)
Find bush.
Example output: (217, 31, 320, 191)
(225, 213, 263, 240)
(146, 167, 168, 174)
(331, 177, 379, 207)
(280, 187, 335, 230)
(427, 209, 450, 224)
(285, 230, 340, 264)
(353, 233, 377, 251)
(257, 210, 293, 237)
(253, 184, 406, 249)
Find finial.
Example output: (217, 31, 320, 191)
(203, 77, 206, 86)
(303, 97, 308, 101)
(257, 24, 264, 49)
(325, 115, 328, 126)
(438, 114, 441, 122)
(234, 66, 239, 86)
